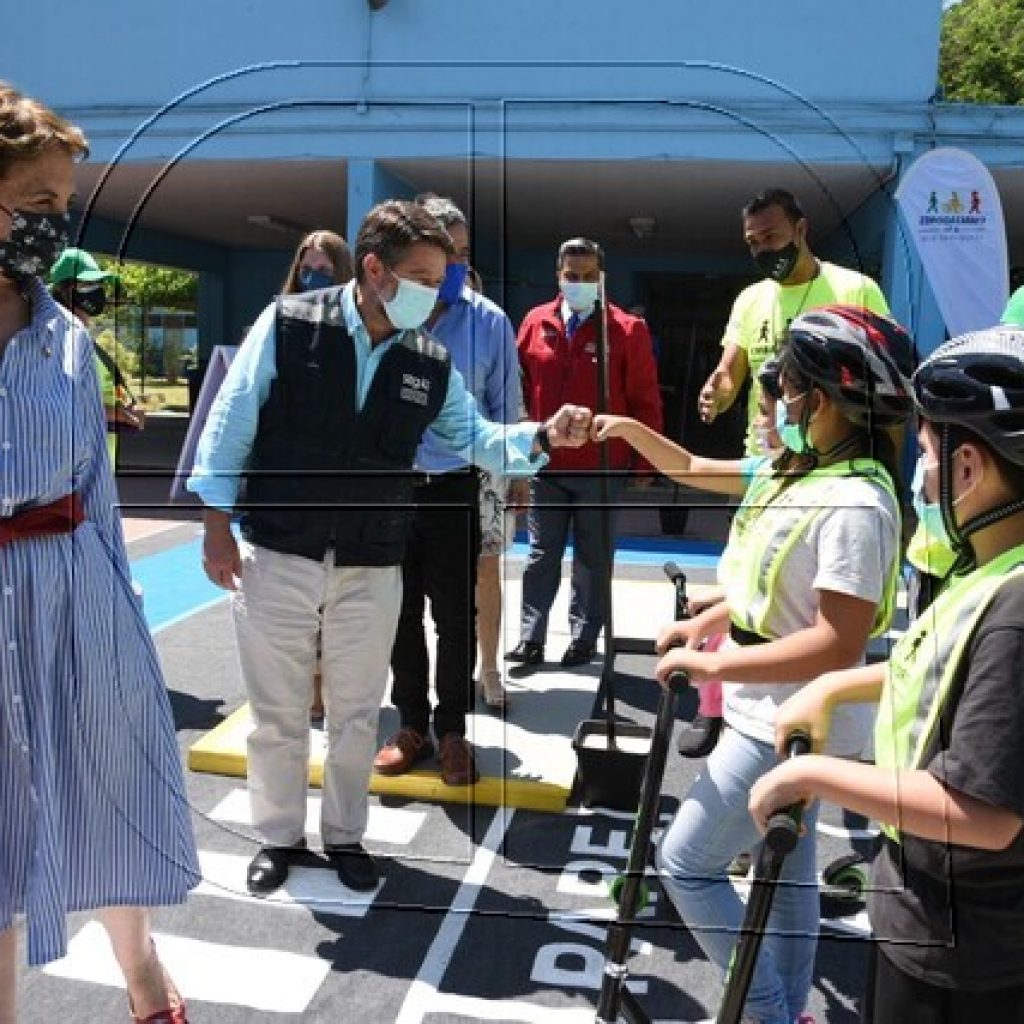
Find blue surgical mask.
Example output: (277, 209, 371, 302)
(775, 392, 812, 454)
(438, 262, 469, 305)
(561, 280, 599, 313)
(382, 273, 440, 330)
(911, 456, 951, 549)
(298, 267, 334, 291)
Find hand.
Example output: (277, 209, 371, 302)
(773, 677, 836, 757)
(114, 403, 145, 431)
(749, 759, 817, 835)
(546, 405, 592, 448)
(589, 414, 633, 442)
(202, 525, 243, 591)
(685, 583, 725, 615)
(655, 617, 702, 654)
(698, 368, 731, 425)
(655, 644, 719, 685)
(506, 478, 531, 510)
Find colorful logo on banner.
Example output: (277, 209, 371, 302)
(896, 148, 1009, 344)
(920, 189, 984, 224)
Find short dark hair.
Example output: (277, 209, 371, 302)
(413, 192, 467, 230)
(354, 200, 454, 282)
(742, 188, 805, 225)
(944, 422, 1024, 493)
(557, 237, 604, 270)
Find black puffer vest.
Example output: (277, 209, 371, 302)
(241, 288, 450, 565)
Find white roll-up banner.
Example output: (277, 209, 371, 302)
(895, 147, 1008, 338)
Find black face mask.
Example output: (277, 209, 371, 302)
(0, 205, 70, 282)
(753, 240, 801, 283)
(73, 285, 106, 317)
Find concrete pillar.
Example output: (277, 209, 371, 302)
(346, 159, 417, 246)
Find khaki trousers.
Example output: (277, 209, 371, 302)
(232, 543, 401, 847)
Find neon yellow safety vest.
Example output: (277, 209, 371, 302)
(906, 521, 957, 579)
(719, 459, 900, 641)
(874, 543, 1024, 842)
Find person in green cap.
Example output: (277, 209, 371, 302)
(49, 246, 143, 467)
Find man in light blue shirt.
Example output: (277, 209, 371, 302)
(188, 200, 590, 898)
(379, 194, 522, 787)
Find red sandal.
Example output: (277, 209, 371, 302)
(130, 992, 188, 1024)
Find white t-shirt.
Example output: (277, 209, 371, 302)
(720, 473, 898, 756)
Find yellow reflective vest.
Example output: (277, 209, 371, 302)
(906, 521, 957, 579)
(874, 543, 1024, 841)
(719, 459, 900, 641)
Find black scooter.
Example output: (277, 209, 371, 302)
(594, 561, 811, 1023)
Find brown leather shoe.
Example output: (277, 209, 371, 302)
(438, 733, 479, 786)
(373, 727, 434, 776)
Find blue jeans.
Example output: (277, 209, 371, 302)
(656, 727, 820, 1024)
(519, 474, 621, 647)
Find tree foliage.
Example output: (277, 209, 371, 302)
(939, 0, 1024, 105)
(97, 256, 198, 309)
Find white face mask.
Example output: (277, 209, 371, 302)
(382, 273, 439, 330)
(561, 280, 599, 313)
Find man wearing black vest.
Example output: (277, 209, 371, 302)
(188, 201, 590, 897)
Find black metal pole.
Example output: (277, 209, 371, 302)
(594, 273, 617, 742)
(716, 733, 812, 1024)
(595, 671, 689, 1024)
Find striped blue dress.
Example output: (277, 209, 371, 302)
(0, 281, 200, 966)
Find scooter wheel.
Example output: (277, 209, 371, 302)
(609, 874, 650, 912)
(822, 854, 867, 901)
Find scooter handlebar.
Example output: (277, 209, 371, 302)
(662, 561, 689, 620)
(662, 560, 685, 584)
(765, 731, 812, 856)
(665, 669, 690, 694)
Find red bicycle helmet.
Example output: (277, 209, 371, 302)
(784, 305, 915, 428)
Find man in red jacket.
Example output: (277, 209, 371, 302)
(508, 238, 662, 668)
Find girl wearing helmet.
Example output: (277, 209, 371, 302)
(752, 327, 1024, 1022)
(593, 304, 915, 1023)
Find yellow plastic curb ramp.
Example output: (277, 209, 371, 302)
(189, 704, 571, 814)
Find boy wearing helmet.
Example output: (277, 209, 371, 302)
(752, 327, 1024, 1022)
(593, 305, 915, 1024)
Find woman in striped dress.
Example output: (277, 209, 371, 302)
(0, 84, 199, 1023)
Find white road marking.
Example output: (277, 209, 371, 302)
(207, 787, 427, 846)
(44, 921, 330, 1014)
(194, 849, 379, 915)
(393, 807, 514, 1024)
(408, 992, 597, 1022)
(815, 820, 880, 840)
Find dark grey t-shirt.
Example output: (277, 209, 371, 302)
(869, 574, 1024, 991)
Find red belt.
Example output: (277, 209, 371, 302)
(0, 494, 85, 549)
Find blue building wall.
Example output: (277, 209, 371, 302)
(6, 1, 941, 114)
(6, 0, 1017, 363)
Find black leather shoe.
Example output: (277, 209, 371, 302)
(676, 714, 723, 758)
(246, 841, 306, 895)
(326, 844, 379, 892)
(560, 641, 596, 668)
(506, 640, 544, 665)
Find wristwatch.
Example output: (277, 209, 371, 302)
(535, 424, 552, 455)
